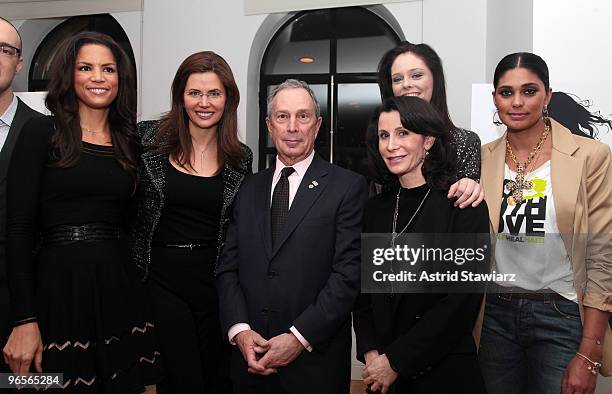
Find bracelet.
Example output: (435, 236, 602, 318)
(575, 352, 602, 376)
(581, 336, 603, 346)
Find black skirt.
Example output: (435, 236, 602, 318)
(32, 239, 161, 393)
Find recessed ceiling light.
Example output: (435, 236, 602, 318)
(299, 57, 315, 63)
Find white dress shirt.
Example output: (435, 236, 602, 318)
(228, 150, 316, 352)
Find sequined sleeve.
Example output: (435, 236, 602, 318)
(450, 128, 481, 181)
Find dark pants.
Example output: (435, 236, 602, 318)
(149, 246, 231, 394)
(233, 376, 290, 394)
(479, 294, 582, 394)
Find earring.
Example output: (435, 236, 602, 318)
(422, 149, 429, 162)
(542, 105, 549, 120)
(493, 110, 503, 126)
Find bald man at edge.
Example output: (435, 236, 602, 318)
(0, 18, 43, 370)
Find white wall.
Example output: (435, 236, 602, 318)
(533, 0, 612, 146)
(422, 0, 488, 129)
(485, 0, 533, 81)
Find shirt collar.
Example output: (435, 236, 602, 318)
(273, 150, 315, 181)
(0, 95, 18, 127)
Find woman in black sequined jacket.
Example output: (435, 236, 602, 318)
(131, 120, 252, 280)
(377, 42, 484, 207)
(130, 51, 252, 393)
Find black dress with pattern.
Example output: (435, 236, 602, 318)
(6, 116, 161, 393)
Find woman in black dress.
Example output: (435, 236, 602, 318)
(3, 32, 160, 392)
(353, 96, 489, 393)
(131, 51, 252, 393)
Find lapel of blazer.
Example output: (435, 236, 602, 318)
(549, 119, 581, 239)
(254, 167, 275, 259)
(0, 99, 33, 181)
(270, 154, 329, 258)
(481, 134, 507, 235)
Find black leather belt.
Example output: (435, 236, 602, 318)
(42, 223, 120, 246)
(152, 241, 216, 250)
(489, 282, 565, 302)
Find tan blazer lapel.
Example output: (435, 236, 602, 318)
(481, 134, 507, 235)
(550, 119, 582, 244)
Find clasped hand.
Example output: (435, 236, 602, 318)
(234, 330, 304, 375)
(362, 350, 398, 394)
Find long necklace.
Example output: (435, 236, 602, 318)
(391, 187, 431, 248)
(388, 186, 430, 296)
(505, 120, 550, 206)
(193, 138, 216, 172)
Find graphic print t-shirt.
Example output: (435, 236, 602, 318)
(494, 161, 576, 300)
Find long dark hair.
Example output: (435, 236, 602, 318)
(366, 96, 456, 191)
(156, 51, 244, 170)
(377, 41, 456, 131)
(493, 52, 550, 90)
(45, 31, 139, 181)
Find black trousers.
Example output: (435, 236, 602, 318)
(149, 246, 231, 394)
(233, 376, 290, 394)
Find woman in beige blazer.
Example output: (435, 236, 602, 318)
(478, 52, 612, 394)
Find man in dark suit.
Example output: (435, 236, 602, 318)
(217, 79, 368, 394)
(0, 17, 42, 368)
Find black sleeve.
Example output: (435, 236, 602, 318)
(241, 144, 253, 175)
(216, 178, 251, 334)
(455, 129, 482, 181)
(384, 202, 490, 379)
(6, 117, 53, 325)
(352, 201, 379, 361)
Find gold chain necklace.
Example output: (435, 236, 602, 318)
(504, 120, 550, 205)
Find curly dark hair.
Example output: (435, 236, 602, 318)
(45, 31, 139, 183)
(155, 51, 245, 171)
(366, 96, 457, 191)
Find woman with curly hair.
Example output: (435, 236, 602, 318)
(3, 31, 160, 392)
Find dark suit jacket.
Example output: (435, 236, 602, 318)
(0, 98, 42, 352)
(216, 153, 368, 394)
